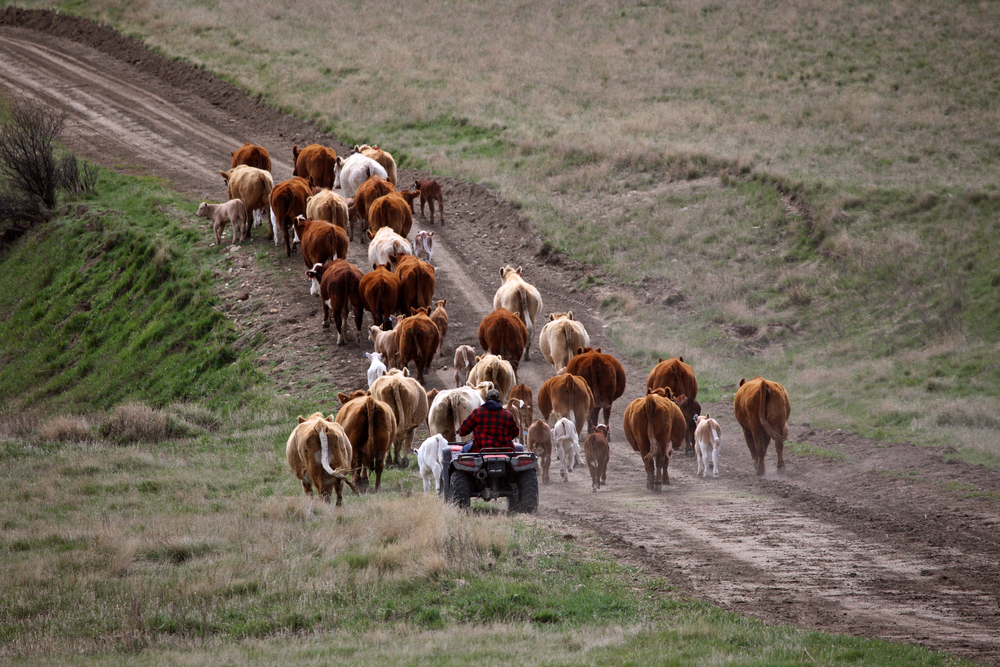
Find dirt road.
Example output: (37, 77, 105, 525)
(2, 10, 998, 663)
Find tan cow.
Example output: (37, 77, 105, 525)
(429, 300, 448, 355)
(285, 412, 358, 506)
(584, 423, 610, 492)
(394, 307, 440, 385)
(335, 392, 397, 492)
(355, 144, 398, 186)
(370, 325, 400, 369)
(306, 188, 350, 232)
(427, 381, 493, 442)
(509, 383, 533, 441)
(370, 368, 429, 469)
(468, 354, 516, 403)
(367, 227, 412, 267)
(538, 311, 590, 373)
(537, 372, 593, 436)
(493, 266, 543, 361)
(478, 307, 528, 373)
(734, 376, 791, 475)
(622, 388, 685, 492)
(219, 165, 273, 239)
(526, 419, 553, 484)
(453, 344, 476, 388)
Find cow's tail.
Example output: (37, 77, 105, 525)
(517, 287, 532, 333)
(644, 397, 662, 461)
(269, 206, 280, 246)
(758, 382, 786, 442)
(449, 390, 464, 438)
(391, 382, 406, 433)
(319, 427, 360, 495)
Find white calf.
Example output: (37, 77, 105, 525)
(414, 434, 449, 493)
(694, 414, 722, 477)
(365, 351, 386, 387)
(453, 345, 476, 388)
(551, 417, 580, 482)
(414, 230, 434, 263)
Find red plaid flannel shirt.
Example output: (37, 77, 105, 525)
(458, 401, 519, 453)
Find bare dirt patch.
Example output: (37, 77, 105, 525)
(1, 9, 998, 663)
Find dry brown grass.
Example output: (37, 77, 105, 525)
(35, 414, 92, 442)
(98, 401, 192, 444)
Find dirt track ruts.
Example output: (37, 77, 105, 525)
(1, 11, 999, 664)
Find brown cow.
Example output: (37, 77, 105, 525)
(292, 144, 338, 189)
(671, 393, 702, 456)
(335, 392, 397, 492)
(368, 193, 413, 239)
(509, 383, 533, 440)
(537, 373, 593, 435)
(370, 368, 429, 468)
(733, 376, 791, 475)
(306, 188, 350, 231)
(414, 179, 444, 225)
(526, 418, 553, 484)
(230, 142, 271, 172)
(622, 388, 685, 491)
(477, 307, 528, 373)
(285, 412, 358, 506)
(352, 176, 396, 241)
(306, 260, 363, 344)
(297, 218, 349, 270)
(270, 177, 312, 257)
(392, 254, 436, 315)
(394, 307, 441, 385)
(356, 144, 397, 186)
(429, 300, 448, 356)
(359, 264, 401, 329)
(646, 356, 698, 400)
(584, 423, 610, 492)
(564, 347, 627, 433)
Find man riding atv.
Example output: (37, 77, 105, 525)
(457, 389, 519, 453)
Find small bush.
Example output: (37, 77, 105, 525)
(0, 98, 65, 211)
(36, 415, 92, 442)
(99, 402, 194, 444)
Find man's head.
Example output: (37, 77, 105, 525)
(486, 389, 501, 403)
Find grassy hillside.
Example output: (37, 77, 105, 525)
(13, 0, 997, 461)
(0, 168, 262, 414)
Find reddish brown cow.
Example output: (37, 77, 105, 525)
(297, 219, 349, 270)
(292, 144, 338, 189)
(359, 264, 401, 329)
(352, 176, 396, 241)
(414, 179, 444, 225)
(526, 419, 553, 484)
(231, 142, 271, 172)
(306, 260, 363, 344)
(564, 347, 627, 433)
(392, 254, 436, 315)
(335, 392, 397, 492)
(429, 300, 448, 356)
(270, 177, 312, 257)
(623, 388, 685, 491)
(733, 376, 791, 475)
(584, 424, 610, 492)
(397, 189, 419, 214)
(394, 307, 441, 385)
(477, 308, 529, 373)
(368, 193, 413, 239)
(537, 373, 593, 435)
(646, 356, 698, 400)
(671, 393, 702, 456)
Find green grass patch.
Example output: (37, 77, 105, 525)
(785, 441, 846, 461)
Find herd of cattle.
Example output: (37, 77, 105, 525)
(201, 142, 792, 507)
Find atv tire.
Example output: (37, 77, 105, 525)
(512, 469, 539, 513)
(450, 470, 472, 509)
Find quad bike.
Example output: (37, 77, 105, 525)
(440, 444, 539, 513)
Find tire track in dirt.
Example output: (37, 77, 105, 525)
(1, 16, 998, 664)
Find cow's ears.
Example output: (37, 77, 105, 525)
(410, 307, 417, 315)
(327, 414, 336, 422)
(366, 230, 374, 240)
(365, 353, 371, 360)
(596, 347, 602, 353)
(646, 388, 653, 395)
(230, 150, 235, 157)
(402, 367, 410, 377)
(739, 378, 746, 386)
(567, 311, 573, 319)
(517, 266, 523, 275)
(498, 267, 505, 278)
(678, 355, 684, 362)
(428, 231, 434, 237)
(372, 263, 379, 270)
(219, 170, 229, 181)
(297, 415, 307, 423)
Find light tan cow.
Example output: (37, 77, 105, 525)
(355, 144, 398, 186)
(285, 412, 358, 506)
(468, 354, 516, 404)
(219, 164, 273, 239)
(370, 368, 429, 469)
(453, 345, 476, 388)
(538, 311, 590, 373)
(370, 325, 400, 369)
(306, 188, 349, 231)
(428, 381, 493, 442)
(493, 266, 543, 361)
